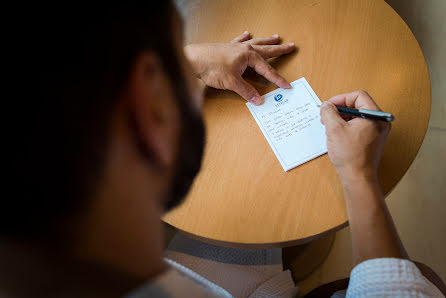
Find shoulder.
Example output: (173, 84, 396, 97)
(347, 258, 444, 297)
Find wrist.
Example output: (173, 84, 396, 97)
(336, 167, 379, 187)
(184, 44, 205, 78)
(337, 168, 383, 206)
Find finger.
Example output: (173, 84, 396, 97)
(229, 75, 263, 105)
(247, 52, 291, 89)
(245, 34, 280, 45)
(251, 43, 295, 59)
(328, 90, 381, 111)
(231, 31, 251, 43)
(320, 101, 346, 129)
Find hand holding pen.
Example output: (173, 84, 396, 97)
(319, 90, 391, 181)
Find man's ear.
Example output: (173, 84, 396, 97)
(126, 52, 181, 168)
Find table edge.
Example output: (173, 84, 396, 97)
(163, 220, 350, 248)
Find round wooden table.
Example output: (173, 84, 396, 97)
(163, 0, 431, 248)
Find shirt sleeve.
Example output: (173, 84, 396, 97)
(346, 258, 444, 297)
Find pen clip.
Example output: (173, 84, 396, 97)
(359, 108, 395, 122)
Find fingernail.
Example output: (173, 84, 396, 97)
(287, 43, 295, 46)
(244, 31, 249, 34)
(249, 95, 262, 105)
(320, 101, 328, 108)
(284, 82, 291, 89)
(272, 34, 279, 38)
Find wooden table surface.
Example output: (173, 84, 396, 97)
(163, 0, 431, 247)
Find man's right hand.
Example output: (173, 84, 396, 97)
(320, 94, 446, 294)
(319, 90, 391, 182)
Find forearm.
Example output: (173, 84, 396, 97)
(340, 174, 408, 266)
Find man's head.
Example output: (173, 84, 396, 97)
(4, 2, 204, 260)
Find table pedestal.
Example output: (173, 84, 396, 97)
(283, 234, 335, 282)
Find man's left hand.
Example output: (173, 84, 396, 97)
(185, 31, 295, 105)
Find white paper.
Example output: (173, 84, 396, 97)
(246, 77, 327, 171)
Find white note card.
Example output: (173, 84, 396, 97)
(246, 77, 327, 171)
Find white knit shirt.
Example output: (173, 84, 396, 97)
(345, 258, 443, 297)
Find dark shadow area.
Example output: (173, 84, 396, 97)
(269, 47, 299, 72)
(204, 86, 239, 101)
(304, 278, 349, 297)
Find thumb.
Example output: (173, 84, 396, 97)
(230, 76, 263, 105)
(320, 101, 345, 129)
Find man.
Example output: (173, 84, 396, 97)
(2, 2, 444, 297)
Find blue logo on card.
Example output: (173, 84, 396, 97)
(274, 94, 283, 102)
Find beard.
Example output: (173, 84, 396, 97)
(163, 94, 205, 211)
(161, 67, 205, 211)
(127, 54, 205, 212)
